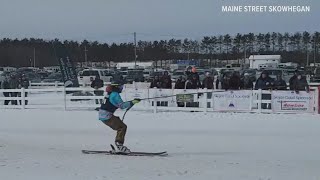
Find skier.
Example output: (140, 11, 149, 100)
(98, 83, 141, 154)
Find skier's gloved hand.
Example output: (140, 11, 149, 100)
(132, 98, 141, 105)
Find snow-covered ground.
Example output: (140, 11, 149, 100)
(1, 109, 320, 180)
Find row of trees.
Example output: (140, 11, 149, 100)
(0, 31, 319, 67)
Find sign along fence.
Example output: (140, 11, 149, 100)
(0, 86, 318, 114)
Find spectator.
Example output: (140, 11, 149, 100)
(202, 72, 214, 107)
(174, 76, 186, 107)
(273, 74, 287, 90)
(9, 74, 19, 105)
(229, 71, 241, 90)
(150, 75, 161, 88)
(202, 72, 214, 89)
(292, 73, 309, 93)
(289, 70, 298, 90)
(186, 75, 201, 89)
(241, 73, 254, 90)
(18, 74, 30, 105)
(185, 76, 200, 107)
(254, 71, 274, 90)
(215, 78, 220, 89)
(255, 71, 274, 109)
(1, 76, 10, 105)
(221, 73, 231, 90)
(174, 76, 186, 89)
(185, 66, 192, 78)
(161, 71, 172, 89)
(91, 75, 104, 104)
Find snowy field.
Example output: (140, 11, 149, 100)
(1, 109, 320, 180)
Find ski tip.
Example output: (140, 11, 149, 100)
(110, 144, 116, 151)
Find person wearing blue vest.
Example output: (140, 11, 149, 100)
(99, 83, 140, 154)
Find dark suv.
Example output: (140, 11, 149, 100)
(126, 70, 145, 83)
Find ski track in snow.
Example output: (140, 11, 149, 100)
(1, 109, 320, 180)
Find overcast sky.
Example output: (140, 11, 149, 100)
(0, 0, 318, 43)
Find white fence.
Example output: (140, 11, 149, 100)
(0, 86, 318, 114)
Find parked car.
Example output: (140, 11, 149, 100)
(148, 70, 166, 82)
(171, 70, 185, 82)
(42, 73, 63, 83)
(143, 69, 154, 82)
(37, 72, 49, 80)
(256, 69, 282, 80)
(78, 69, 113, 85)
(120, 71, 128, 79)
(126, 70, 145, 83)
(24, 72, 42, 83)
(241, 69, 257, 81)
(0, 67, 4, 75)
(311, 67, 320, 82)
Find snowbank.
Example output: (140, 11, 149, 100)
(0, 109, 320, 180)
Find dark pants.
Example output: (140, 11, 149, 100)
(19, 92, 28, 105)
(177, 102, 185, 107)
(10, 92, 17, 105)
(102, 115, 127, 144)
(186, 102, 199, 107)
(94, 90, 104, 104)
(3, 92, 10, 105)
(152, 101, 168, 107)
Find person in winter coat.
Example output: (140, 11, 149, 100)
(98, 83, 141, 154)
(1, 76, 10, 105)
(221, 73, 231, 90)
(254, 71, 274, 109)
(160, 71, 172, 89)
(18, 74, 30, 105)
(254, 71, 274, 90)
(229, 71, 241, 90)
(174, 76, 186, 107)
(202, 72, 214, 103)
(241, 73, 254, 90)
(185, 66, 193, 78)
(186, 75, 201, 89)
(292, 73, 309, 93)
(273, 74, 287, 90)
(174, 76, 186, 89)
(91, 75, 104, 104)
(9, 74, 19, 105)
(289, 70, 298, 90)
(150, 75, 161, 88)
(202, 72, 214, 89)
(186, 75, 201, 107)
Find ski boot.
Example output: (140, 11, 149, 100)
(115, 142, 131, 154)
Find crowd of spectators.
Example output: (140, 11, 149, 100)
(1, 73, 30, 105)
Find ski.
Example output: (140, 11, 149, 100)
(82, 149, 168, 156)
(82, 145, 168, 156)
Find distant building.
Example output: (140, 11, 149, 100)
(249, 55, 281, 69)
(1, 67, 17, 72)
(43, 66, 60, 73)
(116, 62, 155, 70)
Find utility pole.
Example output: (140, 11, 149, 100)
(84, 46, 88, 67)
(33, 48, 36, 68)
(314, 38, 316, 65)
(244, 42, 247, 65)
(134, 32, 137, 69)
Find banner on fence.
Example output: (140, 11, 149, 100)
(123, 88, 148, 101)
(176, 94, 194, 102)
(213, 90, 251, 111)
(272, 91, 314, 113)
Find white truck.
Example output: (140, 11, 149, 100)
(78, 69, 113, 86)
